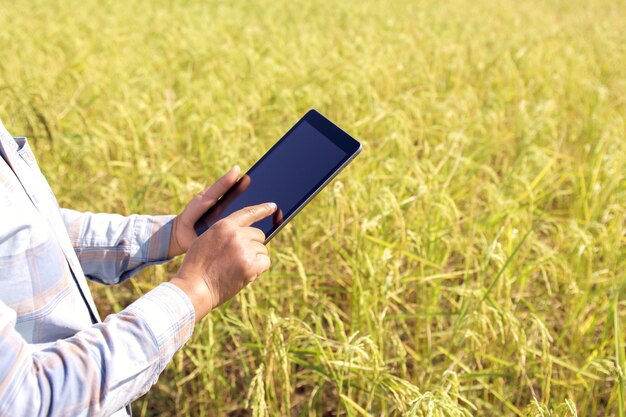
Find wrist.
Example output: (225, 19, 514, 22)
(169, 275, 215, 322)
(168, 217, 184, 258)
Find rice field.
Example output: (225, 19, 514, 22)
(0, 0, 625, 415)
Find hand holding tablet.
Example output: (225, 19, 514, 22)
(194, 109, 362, 243)
(172, 110, 360, 319)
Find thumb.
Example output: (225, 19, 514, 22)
(182, 166, 240, 224)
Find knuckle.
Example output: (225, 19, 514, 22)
(213, 220, 227, 231)
(245, 257, 256, 272)
(220, 218, 233, 228)
(236, 241, 249, 256)
(195, 192, 208, 203)
(217, 176, 229, 188)
(238, 252, 254, 271)
(214, 219, 234, 235)
(245, 248, 257, 263)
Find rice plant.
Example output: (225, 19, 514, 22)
(0, 0, 624, 415)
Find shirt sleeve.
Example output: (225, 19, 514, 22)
(59, 208, 175, 285)
(0, 282, 195, 417)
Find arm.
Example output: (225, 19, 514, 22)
(0, 202, 276, 416)
(0, 283, 194, 417)
(61, 165, 243, 285)
(60, 209, 174, 285)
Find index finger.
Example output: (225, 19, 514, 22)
(227, 203, 278, 227)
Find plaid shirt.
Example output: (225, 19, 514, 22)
(0, 120, 195, 417)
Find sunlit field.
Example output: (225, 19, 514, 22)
(1, 0, 625, 415)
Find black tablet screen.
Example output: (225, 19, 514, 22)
(194, 120, 348, 237)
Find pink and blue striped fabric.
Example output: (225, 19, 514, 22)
(0, 120, 195, 417)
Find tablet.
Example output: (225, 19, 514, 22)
(194, 109, 362, 243)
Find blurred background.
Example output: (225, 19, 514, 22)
(0, 0, 624, 415)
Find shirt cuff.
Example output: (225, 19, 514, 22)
(118, 215, 176, 281)
(136, 215, 176, 262)
(120, 282, 195, 372)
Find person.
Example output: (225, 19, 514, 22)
(0, 119, 277, 416)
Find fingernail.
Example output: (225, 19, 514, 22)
(268, 203, 277, 210)
(233, 165, 241, 172)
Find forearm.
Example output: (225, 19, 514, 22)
(0, 284, 194, 417)
(60, 208, 175, 284)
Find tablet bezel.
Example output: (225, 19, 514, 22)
(194, 109, 362, 243)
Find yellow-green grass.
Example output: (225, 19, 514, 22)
(1, 0, 625, 415)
